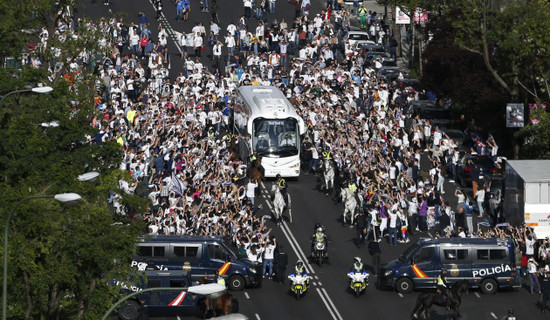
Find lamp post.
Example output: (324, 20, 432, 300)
(0, 86, 53, 106)
(2, 193, 81, 320)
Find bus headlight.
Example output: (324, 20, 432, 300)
(289, 163, 300, 168)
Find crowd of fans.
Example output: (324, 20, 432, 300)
(22, 0, 535, 270)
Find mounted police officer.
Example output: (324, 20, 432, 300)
(276, 174, 288, 206)
(321, 147, 332, 162)
(437, 268, 451, 310)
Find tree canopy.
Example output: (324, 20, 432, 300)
(390, 0, 550, 157)
(0, 4, 148, 319)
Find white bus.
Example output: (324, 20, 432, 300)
(233, 86, 305, 177)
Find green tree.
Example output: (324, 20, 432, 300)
(0, 23, 148, 320)
(0, 0, 76, 61)
(515, 108, 550, 159)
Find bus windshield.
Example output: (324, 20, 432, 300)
(252, 118, 299, 157)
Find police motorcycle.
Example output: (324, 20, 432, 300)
(348, 257, 369, 297)
(288, 261, 311, 300)
(311, 224, 329, 266)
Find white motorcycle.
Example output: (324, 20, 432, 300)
(348, 272, 369, 297)
(312, 240, 328, 266)
(288, 273, 311, 300)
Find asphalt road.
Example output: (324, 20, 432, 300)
(78, 1, 543, 319)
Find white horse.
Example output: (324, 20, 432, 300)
(271, 184, 292, 225)
(321, 160, 335, 196)
(340, 188, 360, 226)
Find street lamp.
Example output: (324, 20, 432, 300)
(0, 86, 53, 106)
(2, 193, 81, 320)
(40, 121, 60, 128)
(77, 172, 100, 182)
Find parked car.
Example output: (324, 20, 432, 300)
(456, 154, 495, 188)
(376, 66, 404, 82)
(345, 39, 375, 59)
(407, 100, 453, 127)
(341, 31, 371, 48)
(362, 51, 396, 67)
(440, 128, 466, 152)
(395, 78, 421, 92)
(356, 43, 385, 54)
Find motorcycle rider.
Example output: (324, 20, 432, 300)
(276, 174, 288, 206)
(349, 257, 368, 287)
(291, 260, 310, 287)
(349, 257, 367, 274)
(437, 268, 451, 310)
(294, 260, 307, 276)
(310, 226, 329, 258)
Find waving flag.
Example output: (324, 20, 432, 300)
(170, 172, 186, 196)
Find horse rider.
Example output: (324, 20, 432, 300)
(321, 147, 332, 162)
(276, 174, 288, 206)
(437, 267, 451, 310)
(347, 179, 361, 205)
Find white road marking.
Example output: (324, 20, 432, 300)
(320, 288, 344, 320)
(316, 288, 338, 320)
(255, 314, 261, 320)
(146, 0, 183, 54)
(427, 232, 433, 238)
(490, 312, 497, 319)
(398, 293, 404, 298)
(244, 291, 250, 299)
(261, 182, 343, 320)
(475, 292, 480, 298)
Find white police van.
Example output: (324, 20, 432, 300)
(379, 238, 520, 294)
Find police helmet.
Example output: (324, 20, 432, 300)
(276, 174, 281, 179)
(354, 257, 361, 264)
(297, 260, 303, 267)
(317, 227, 323, 233)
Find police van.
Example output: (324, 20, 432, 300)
(379, 238, 520, 294)
(115, 269, 202, 320)
(131, 235, 262, 291)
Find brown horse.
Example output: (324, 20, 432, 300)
(228, 135, 240, 162)
(250, 157, 264, 184)
(201, 291, 239, 319)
